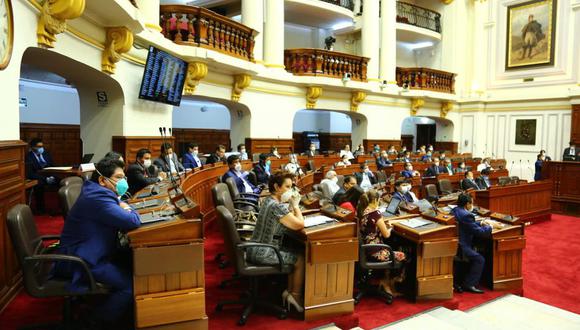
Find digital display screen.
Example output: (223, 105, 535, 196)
(139, 46, 188, 106)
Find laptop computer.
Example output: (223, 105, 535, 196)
(381, 198, 401, 217)
(81, 154, 94, 164)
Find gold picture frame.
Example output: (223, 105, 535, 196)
(0, 0, 14, 70)
(505, 0, 557, 70)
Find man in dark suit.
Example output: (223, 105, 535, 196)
(303, 143, 318, 157)
(392, 178, 418, 203)
(443, 159, 454, 175)
(25, 138, 58, 213)
(332, 175, 356, 205)
(206, 145, 226, 164)
(127, 148, 167, 195)
(253, 153, 271, 185)
(424, 158, 446, 177)
(182, 143, 204, 169)
(534, 153, 545, 181)
(376, 151, 392, 170)
(455, 162, 468, 173)
(451, 194, 502, 293)
(354, 163, 377, 191)
(401, 150, 413, 163)
(154, 143, 184, 174)
(460, 171, 481, 191)
(475, 168, 492, 190)
(222, 155, 261, 195)
(562, 141, 578, 161)
(401, 162, 419, 178)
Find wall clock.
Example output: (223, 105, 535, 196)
(0, 0, 14, 70)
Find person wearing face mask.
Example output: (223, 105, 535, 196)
(237, 143, 249, 161)
(425, 157, 446, 177)
(452, 194, 502, 294)
(247, 172, 305, 313)
(254, 153, 272, 185)
(402, 151, 413, 163)
(476, 168, 492, 190)
(427, 144, 434, 152)
(421, 150, 433, 162)
(320, 170, 340, 200)
(206, 145, 227, 164)
(455, 162, 468, 173)
(223, 155, 261, 195)
(372, 144, 381, 154)
(392, 179, 418, 203)
(563, 141, 578, 161)
(534, 153, 545, 181)
(54, 158, 141, 327)
(25, 138, 58, 214)
(460, 171, 481, 191)
(336, 154, 352, 167)
(387, 145, 397, 155)
(127, 148, 167, 195)
(154, 143, 184, 174)
(417, 145, 426, 154)
(401, 162, 419, 178)
(355, 163, 377, 191)
(183, 143, 204, 169)
(443, 159, 454, 175)
(284, 154, 304, 176)
(398, 145, 408, 157)
(476, 158, 493, 172)
(376, 151, 392, 170)
(303, 143, 318, 157)
(353, 144, 365, 157)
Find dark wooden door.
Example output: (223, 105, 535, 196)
(416, 124, 436, 148)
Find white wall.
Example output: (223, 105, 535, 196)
(284, 23, 332, 49)
(19, 80, 80, 125)
(172, 100, 230, 129)
(293, 110, 351, 133)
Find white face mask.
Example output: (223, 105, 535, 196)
(281, 189, 293, 203)
(143, 159, 152, 168)
(192, 150, 198, 156)
(400, 185, 411, 193)
(310, 147, 316, 151)
(331, 177, 338, 183)
(240, 149, 246, 154)
(234, 163, 242, 172)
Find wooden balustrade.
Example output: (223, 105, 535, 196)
(396, 1, 441, 33)
(160, 5, 257, 62)
(319, 0, 354, 10)
(284, 48, 369, 82)
(396, 67, 456, 94)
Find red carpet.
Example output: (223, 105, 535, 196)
(1, 213, 579, 329)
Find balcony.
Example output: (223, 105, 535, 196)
(284, 48, 369, 82)
(319, 0, 355, 11)
(396, 67, 456, 94)
(396, 2, 441, 33)
(159, 5, 257, 62)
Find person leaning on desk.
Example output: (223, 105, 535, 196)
(127, 148, 167, 195)
(451, 194, 503, 294)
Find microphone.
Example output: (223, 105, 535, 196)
(519, 159, 523, 178)
(158, 127, 163, 135)
(168, 127, 172, 136)
(527, 159, 534, 175)
(509, 160, 515, 173)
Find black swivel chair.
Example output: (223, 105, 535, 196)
(424, 184, 439, 202)
(60, 176, 83, 187)
(438, 179, 457, 195)
(214, 206, 290, 325)
(247, 171, 258, 186)
(7, 204, 109, 329)
(307, 159, 316, 172)
(224, 177, 260, 207)
(58, 183, 82, 219)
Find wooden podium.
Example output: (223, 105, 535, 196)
(479, 224, 525, 291)
(128, 217, 207, 329)
(542, 161, 580, 215)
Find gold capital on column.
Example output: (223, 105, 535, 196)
(101, 27, 134, 75)
(440, 101, 453, 118)
(410, 98, 424, 116)
(37, 0, 86, 48)
(306, 86, 322, 109)
(351, 91, 366, 112)
(232, 74, 252, 102)
(183, 62, 208, 95)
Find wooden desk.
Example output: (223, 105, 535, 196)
(40, 167, 82, 177)
(392, 217, 457, 300)
(542, 161, 580, 215)
(474, 181, 552, 223)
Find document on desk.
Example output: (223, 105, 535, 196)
(399, 217, 432, 229)
(304, 215, 336, 228)
(43, 166, 74, 171)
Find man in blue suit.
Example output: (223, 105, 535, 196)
(25, 138, 58, 214)
(534, 153, 545, 181)
(452, 194, 501, 294)
(424, 158, 446, 177)
(222, 155, 261, 195)
(182, 143, 204, 169)
(401, 162, 418, 178)
(55, 157, 141, 326)
(376, 151, 392, 170)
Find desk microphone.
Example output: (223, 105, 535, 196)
(519, 159, 523, 178)
(509, 160, 515, 173)
(527, 159, 534, 176)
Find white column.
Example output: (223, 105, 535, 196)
(471, 0, 488, 96)
(362, 0, 380, 80)
(242, 0, 264, 62)
(379, 0, 397, 84)
(263, 0, 285, 68)
(136, 0, 161, 32)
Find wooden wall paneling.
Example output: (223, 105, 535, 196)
(293, 132, 352, 153)
(245, 138, 294, 156)
(292, 132, 303, 154)
(0, 141, 27, 312)
(112, 136, 176, 164)
(434, 141, 458, 154)
(571, 104, 580, 145)
(20, 123, 82, 166)
(172, 129, 231, 156)
(401, 135, 414, 151)
(362, 139, 402, 152)
(542, 161, 580, 215)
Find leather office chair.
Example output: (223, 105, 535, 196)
(510, 176, 520, 184)
(498, 176, 511, 186)
(224, 177, 260, 206)
(438, 179, 454, 195)
(424, 184, 439, 202)
(337, 175, 345, 188)
(58, 183, 82, 219)
(215, 206, 291, 325)
(307, 159, 316, 172)
(60, 176, 83, 187)
(247, 170, 258, 186)
(80, 171, 93, 181)
(7, 204, 109, 329)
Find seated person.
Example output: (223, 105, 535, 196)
(376, 151, 392, 170)
(335, 154, 352, 167)
(387, 145, 398, 155)
(392, 179, 418, 203)
(455, 162, 468, 173)
(25, 138, 58, 214)
(421, 151, 433, 162)
(284, 154, 304, 176)
(357, 189, 406, 296)
(355, 163, 377, 191)
(398, 145, 408, 157)
(253, 153, 272, 185)
(54, 158, 141, 326)
(439, 152, 447, 161)
(247, 172, 305, 312)
(372, 144, 381, 154)
(401, 162, 420, 178)
(424, 158, 446, 177)
(427, 144, 434, 153)
(476, 168, 492, 189)
(401, 151, 412, 163)
(127, 148, 167, 195)
(539, 149, 551, 161)
(238, 143, 249, 161)
(353, 144, 365, 157)
(223, 155, 261, 195)
(452, 194, 502, 293)
(443, 159, 454, 175)
(206, 145, 226, 164)
(270, 146, 282, 159)
(340, 144, 355, 160)
(417, 145, 426, 154)
(303, 143, 318, 157)
(476, 158, 493, 172)
(320, 170, 340, 200)
(332, 175, 357, 206)
(460, 171, 481, 191)
(562, 141, 578, 161)
(182, 143, 204, 169)
(154, 143, 184, 174)
(534, 153, 545, 181)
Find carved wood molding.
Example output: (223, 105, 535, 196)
(183, 62, 208, 95)
(231, 74, 252, 102)
(102, 27, 134, 75)
(37, 0, 86, 48)
(411, 98, 424, 116)
(351, 91, 366, 112)
(440, 101, 453, 118)
(306, 86, 322, 109)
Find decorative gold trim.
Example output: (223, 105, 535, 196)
(441, 0, 454, 4)
(410, 98, 424, 116)
(306, 86, 323, 109)
(440, 101, 453, 118)
(264, 63, 286, 69)
(145, 23, 163, 32)
(102, 27, 134, 74)
(232, 74, 252, 102)
(0, 0, 14, 70)
(351, 91, 366, 112)
(37, 0, 86, 48)
(183, 62, 208, 95)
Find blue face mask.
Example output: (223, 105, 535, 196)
(36, 147, 44, 154)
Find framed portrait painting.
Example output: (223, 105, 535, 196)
(505, 0, 557, 70)
(515, 119, 537, 145)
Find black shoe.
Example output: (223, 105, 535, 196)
(463, 286, 484, 294)
(454, 285, 463, 293)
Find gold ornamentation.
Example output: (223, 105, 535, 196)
(183, 62, 208, 95)
(37, 0, 86, 48)
(101, 27, 134, 75)
(410, 98, 424, 116)
(306, 86, 322, 109)
(440, 101, 453, 118)
(351, 91, 366, 112)
(232, 74, 252, 102)
(441, 0, 454, 4)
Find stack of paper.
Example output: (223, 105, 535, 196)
(304, 215, 335, 228)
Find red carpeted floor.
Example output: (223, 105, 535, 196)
(1, 213, 579, 330)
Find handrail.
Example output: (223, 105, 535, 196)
(319, 0, 355, 11)
(160, 5, 257, 62)
(396, 2, 441, 33)
(284, 48, 370, 82)
(396, 67, 456, 94)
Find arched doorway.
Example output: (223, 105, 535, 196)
(401, 116, 455, 152)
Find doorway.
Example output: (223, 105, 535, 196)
(416, 124, 436, 148)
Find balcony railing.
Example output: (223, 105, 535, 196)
(396, 2, 441, 33)
(396, 67, 456, 94)
(160, 5, 257, 62)
(319, 0, 355, 11)
(284, 48, 369, 82)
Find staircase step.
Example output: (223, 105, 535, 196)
(376, 312, 462, 330)
(426, 307, 499, 330)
